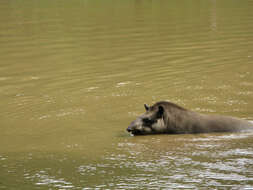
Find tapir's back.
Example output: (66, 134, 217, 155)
(200, 114, 253, 133)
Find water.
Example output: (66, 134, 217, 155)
(0, 0, 253, 189)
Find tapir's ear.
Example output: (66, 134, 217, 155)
(144, 104, 149, 111)
(157, 106, 164, 118)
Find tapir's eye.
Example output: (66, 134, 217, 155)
(142, 118, 155, 125)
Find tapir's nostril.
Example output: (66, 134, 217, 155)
(127, 126, 132, 132)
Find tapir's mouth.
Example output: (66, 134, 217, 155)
(131, 130, 143, 135)
(126, 127, 143, 135)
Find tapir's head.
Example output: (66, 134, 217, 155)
(127, 103, 166, 135)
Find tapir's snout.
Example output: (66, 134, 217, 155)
(126, 126, 132, 132)
(127, 119, 145, 135)
(127, 121, 135, 132)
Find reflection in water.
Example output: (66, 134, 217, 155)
(210, 0, 217, 31)
(103, 133, 253, 189)
(0, 0, 253, 189)
(68, 133, 253, 189)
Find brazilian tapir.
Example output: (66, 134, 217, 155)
(127, 101, 253, 135)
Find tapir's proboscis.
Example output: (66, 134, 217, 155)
(127, 101, 253, 135)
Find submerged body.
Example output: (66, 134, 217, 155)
(127, 101, 253, 135)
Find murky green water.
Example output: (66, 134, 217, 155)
(1, 0, 253, 189)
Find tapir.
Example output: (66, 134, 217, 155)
(127, 101, 253, 135)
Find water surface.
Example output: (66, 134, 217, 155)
(0, 0, 253, 189)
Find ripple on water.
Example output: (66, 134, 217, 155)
(0, 155, 7, 161)
(26, 171, 74, 189)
